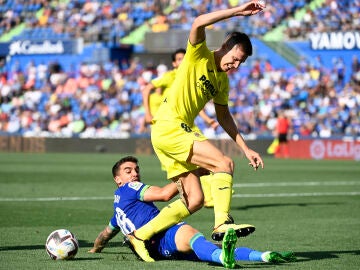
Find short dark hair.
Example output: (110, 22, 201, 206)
(171, 48, 186, 62)
(223, 32, 252, 56)
(112, 156, 138, 177)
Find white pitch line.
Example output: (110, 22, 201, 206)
(0, 196, 113, 202)
(0, 181, 359, 202)
(1, 191, 360, 202)
(232, 192, 360, 198)
(233, 181, 359, 188)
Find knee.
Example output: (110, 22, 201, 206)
(216, 155, 234, 174)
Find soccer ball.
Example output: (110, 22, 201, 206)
(45, 229, 79, 260)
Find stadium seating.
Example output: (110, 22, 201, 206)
(0, 1, 359, 139)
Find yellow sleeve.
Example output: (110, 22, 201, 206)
(151, 70, 176, 89)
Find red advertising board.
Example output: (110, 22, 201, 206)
(288, 139, 360, 160)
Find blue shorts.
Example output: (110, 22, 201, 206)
(148, 222, 198, 261)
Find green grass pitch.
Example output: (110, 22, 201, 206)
(0, 152, 359, 270)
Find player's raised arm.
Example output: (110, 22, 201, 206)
(189, 0, 265, 45)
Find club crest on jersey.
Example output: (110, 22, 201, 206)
(181, 123, 192, 133)
(128, 181, 142, 190)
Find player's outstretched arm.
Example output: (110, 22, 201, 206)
(215, 103, 264, 170)
(189, 0, 265, 45)
(143, 182, 179, 202)
(88, 225, 119, 253)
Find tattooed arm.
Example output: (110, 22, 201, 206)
(88, 225, 119, 253)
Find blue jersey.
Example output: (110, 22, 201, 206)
(109, 181, 159, 235)
(107, 181, 197, 260)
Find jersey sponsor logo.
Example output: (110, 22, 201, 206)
(198, 74, 217, 98)
(128, 182, 142, 190)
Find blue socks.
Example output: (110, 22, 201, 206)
(190, 234, 264, 263)
(190, 233, 222, 264)
(235, 247, 263, 261)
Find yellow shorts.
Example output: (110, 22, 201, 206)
(151, 119, 207, 179)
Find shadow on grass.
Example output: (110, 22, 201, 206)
(78, 239, 126, 248)
(233, 202, 341, 211)
(227, 250, 360, 268)
(0, 244, 46, 251)
(0, 240, 124, 251)
(208, 261, 292, 269)
(62, 257, 102, 261)
(295, 250, 360, 261)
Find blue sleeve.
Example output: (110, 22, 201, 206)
(124, 182, 150, 201)
(112, 182, 159, 232)
(109, 215, 120, 231)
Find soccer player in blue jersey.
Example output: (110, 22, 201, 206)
(88, 156, 296, 268)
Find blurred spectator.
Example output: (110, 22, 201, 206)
(1, 0, 358, 43)
(1, 54, 359, 139)
(151, 14, 169, 32)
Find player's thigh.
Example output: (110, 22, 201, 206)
(190, 139, 233, 173)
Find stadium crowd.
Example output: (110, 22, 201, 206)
(1, 0, 358, 43)
(0, 0, 359, 139)
(1, 52, 359, 139)
(284, 0, 360, 39)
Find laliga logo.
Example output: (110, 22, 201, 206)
(310, 140, 325, 160)
(310, 140, 360, 160)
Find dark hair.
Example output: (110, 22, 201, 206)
(223, 32, 252, 56)
(112, 156, 138, 177)
(171, 48, 186, 62)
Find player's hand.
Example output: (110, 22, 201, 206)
(88, 247, 102, 253)
(237, 0, 265, 16)
(244, 149, 264, 171)
(144, 113, 153, 124)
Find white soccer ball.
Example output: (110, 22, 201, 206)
(45, 229, 79, 260)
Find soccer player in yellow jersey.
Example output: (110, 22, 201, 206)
(128, 0, 265, 262)
(142, 48, 219, 129)
(142, 48, 185, 125)
(142, 48, 219, 208)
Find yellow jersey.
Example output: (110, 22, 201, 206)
(153, 40, 229, 126)
(149, 69, 177, 115)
